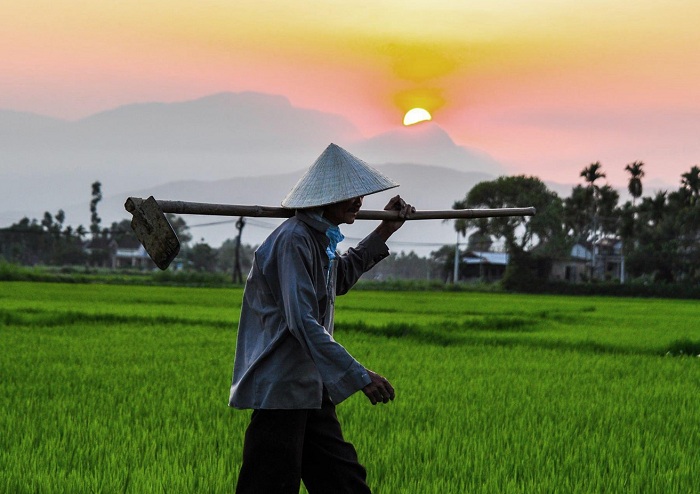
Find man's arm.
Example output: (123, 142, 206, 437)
(335, 195, 415, 295)
(275, 230, 371, 404)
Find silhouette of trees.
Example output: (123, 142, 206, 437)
(0, 210, 86, 265)
(625, 161, 645, 205)
(3, 162, 700, 286)
(447, 161, 700, 285)
(89, 181, 102, 237)
(680, 165, 700, 204)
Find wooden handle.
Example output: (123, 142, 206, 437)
(125, 197, 536, 220)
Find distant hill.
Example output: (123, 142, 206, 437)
(0, 110, 65, 135)
(96, 163, 497, 255)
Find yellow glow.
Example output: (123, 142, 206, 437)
(403, 108, 432, 126)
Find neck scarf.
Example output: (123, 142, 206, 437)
(308, 210, 345, 260)
(324, 225, 345, 260)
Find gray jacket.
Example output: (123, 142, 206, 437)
(229, 210, 389, 409)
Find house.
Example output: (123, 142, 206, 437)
(461, 251, 509, 282)
(84, 236, 155, 269)
(593, 238, 624, 281)
(111, 236, 155, 269)
(550, 243, 591, 282)
(550, 239, 624, 283)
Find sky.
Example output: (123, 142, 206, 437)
(3, 0, 700, 188)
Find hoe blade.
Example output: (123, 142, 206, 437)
(125, 196, 180, 270)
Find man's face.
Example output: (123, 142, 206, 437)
(323, 196, 364, 225)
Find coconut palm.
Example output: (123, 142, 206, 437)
(579, 162, 608, 280)
(624, 161, 645, 206)
(580, 161, 607, 190)
(639, 191, 667, 228)
(680, 165, 700, 204)
(579, 161, 607, 230)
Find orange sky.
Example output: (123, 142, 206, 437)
(3, 0, 699, 187)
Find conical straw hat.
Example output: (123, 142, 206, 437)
(281, 143, 399, 208)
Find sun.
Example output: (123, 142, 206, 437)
(403, 108, 432, 126)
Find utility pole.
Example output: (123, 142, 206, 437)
(232, 216, 246, 284)
(453, 232, 460, 284)
(620, 239, 626, 284)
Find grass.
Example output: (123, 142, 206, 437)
(2, 282, 700, 493)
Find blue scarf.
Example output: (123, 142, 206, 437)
(308, 210, 345, 260)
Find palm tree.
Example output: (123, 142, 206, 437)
(580, 162, 607, 280)
(681, 165, 700, 204)
(580, 161, 606, 190)
(624, 161, 645, 206)
(640, 191, 667, 228)
(563, 185, 595, 242)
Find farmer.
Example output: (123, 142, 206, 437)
(229, 143, 413, 493)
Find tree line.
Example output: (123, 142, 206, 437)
(2, 162, 700, 288)
(449, 161, 700, 287)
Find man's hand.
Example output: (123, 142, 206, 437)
(362, 370, 395, 405)
(374, 195, 415, 242)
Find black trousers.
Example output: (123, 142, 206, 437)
(235, 392, 371, 494)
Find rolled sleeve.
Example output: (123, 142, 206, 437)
(326, 363, 372, 405)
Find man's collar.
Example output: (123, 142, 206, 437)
(295, 209, 332, 235)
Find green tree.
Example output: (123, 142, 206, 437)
(626, 191, 672, 282)
(429, 245, 459, 283)
(165, 213, 192, 245)
(467, 222, 493, 252)
(187, 242, 218, 272)
(680, 165, 700, 205)
(108, 219, 135, 244)
(453, 175, 565, 288)
(563, 185, 595, 242)
(217, 239, 255, 278)
(0, 211, 87, 266)
(597, 185, 620, 238)
(453, 175, 565, 256)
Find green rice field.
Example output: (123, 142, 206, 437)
(2, 281, 700, 493)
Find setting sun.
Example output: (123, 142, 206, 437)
(403, 108, 432, 126)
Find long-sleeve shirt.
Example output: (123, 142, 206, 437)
(229, 210, 390, 409)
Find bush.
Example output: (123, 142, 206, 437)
(516, 279, 700, 299)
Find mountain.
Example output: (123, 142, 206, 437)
(0, 92, 364, 209)
(349, 122, 506, 176)
(0, 91, 505, 241)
